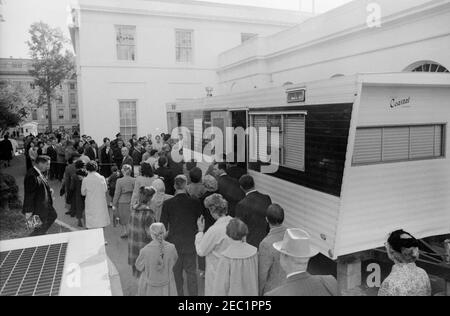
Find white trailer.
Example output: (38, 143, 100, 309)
(167, 73, 450, 292)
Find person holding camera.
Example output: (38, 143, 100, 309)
(23, 155, 57, 236)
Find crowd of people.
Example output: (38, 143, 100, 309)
(19, 131, 433, 297)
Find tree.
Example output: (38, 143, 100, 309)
(0, 81, 37, 135)
(27, 22, 75, 131)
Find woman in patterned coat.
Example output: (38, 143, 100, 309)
(378, 229, 431, 296)
(128, 186, 156, 278)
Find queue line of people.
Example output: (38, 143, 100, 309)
(21, 130, 433, 297)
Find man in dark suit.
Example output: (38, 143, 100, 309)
(121, 147, 134, 177)
(235, 175, 272, 248)
(46, 138, 58, 180)
(161, 175, 201, 296)
(266, 228, 338, 296)
(23, 155, 57, 236)
(217, 162, 244, 217)
(155, 156, 175, 195)
(131, 143, 143, 166)
(84, 140, 98, 161)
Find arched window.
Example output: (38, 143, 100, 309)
(405, 61, 449, 73)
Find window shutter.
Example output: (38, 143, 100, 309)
(284, 114, 305, 171)
(252, 115, 268, 162)
(181, 110, 203, 135)
(434, 125, 443, 157)
(410, 126, 435, 159)
(382, 127, 410, 161)
(353, 128, 382, 164)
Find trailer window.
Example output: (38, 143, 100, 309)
(250, 113, 305, 171)
(353, 124, 445, 165)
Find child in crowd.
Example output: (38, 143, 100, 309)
(128, 187, 156, 278)
(107, 165, 121, 217)
(135, 222, 178, 296)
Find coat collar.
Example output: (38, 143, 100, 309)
(33, 166, 44, 178)
(286, 272, 311, 283)
(268, 225, 287, 237)
(221, 240, 257, 259)
(215, 216, 232, 226)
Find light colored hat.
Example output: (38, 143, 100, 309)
(273, 228, 319, 258)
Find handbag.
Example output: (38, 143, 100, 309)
(26, 215, 43, 230)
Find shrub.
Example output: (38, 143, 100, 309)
(0, 172, 20, 211)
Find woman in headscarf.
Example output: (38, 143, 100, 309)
(135, 222, 178, 296)
(128, 186, 156, 278)
(378, 229, 431, 296)
(150, 178, 173, 222)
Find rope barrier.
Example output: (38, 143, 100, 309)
(25, 159, 131, 167)
(46, 161, 138, 167)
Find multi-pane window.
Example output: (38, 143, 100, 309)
(71, 108, 77, 120)
(69, 83, 76, 90)
(175, 29, 193, 63)
(352, 125, 445, 165)
(69, 93, 76, 105)
(116, 25, 136, 61)
(411, 62, 449, 73)
(58, 109, 64, 120)
(119, 101, 137, 141)
(241, 33, 257, 43)
(250, 113, 306, 171)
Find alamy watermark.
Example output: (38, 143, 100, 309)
(168, 119, 281, 174)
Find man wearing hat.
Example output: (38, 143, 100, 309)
(266, 229, 338, 296)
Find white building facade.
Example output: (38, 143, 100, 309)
(0, 58, 80, 135)
(216, 0, 450, 93)
(69, 0, 312, 142)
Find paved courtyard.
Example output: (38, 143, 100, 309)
(3, 155, 208, 296)
(4, 155, 137, 296)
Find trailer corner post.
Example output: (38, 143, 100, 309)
(337, 258, 362, 295)
(445, 239, 450, 264)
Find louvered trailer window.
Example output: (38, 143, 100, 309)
(167, 113, 179, 134)
(250, 112, 306, 171)
(352, 128, 382, 164)
(284, 114, 305, 171)
(382, 127, 410, 161)
(181, 110, 203, 135)
(410, 125, 437, 159)
(353, 124, 445, 165)
(251, 115, 269, 163)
